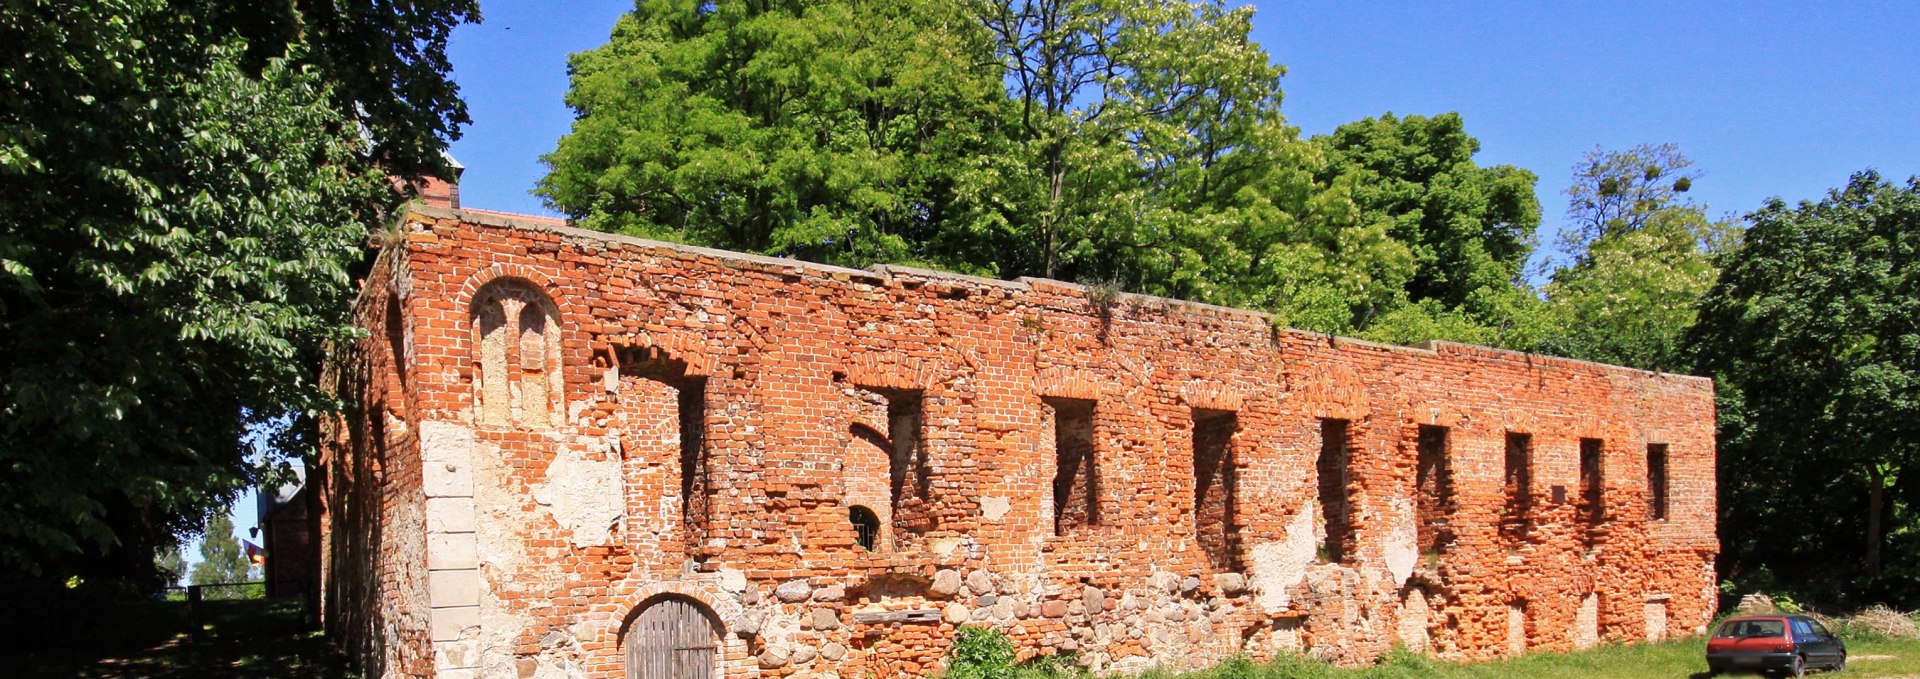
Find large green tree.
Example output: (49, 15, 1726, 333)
(1536, 144, 1730, 371)
(188, 514, 253, 586)
(540, 0, 1009, 271)
(1316, 112, 1549, 349)
(544, 0, 1411, 332)
(1313, 112, 1541, 312)
(0, 0, 475, 587)
(1692, 172, 1920, 604)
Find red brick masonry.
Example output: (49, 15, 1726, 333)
(320, 206, 1718, 678)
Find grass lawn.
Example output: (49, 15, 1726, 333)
(1135, 638, 1920, 679)
(19, 596, 1920, 678)
(19, 597, 350, 678)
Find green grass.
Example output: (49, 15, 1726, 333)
(1111, 638, 1920, 679)
(22, 597, 1920, 679)
(20, 597, 351, 678)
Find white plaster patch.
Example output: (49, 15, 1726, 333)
(1397, 587, 1430, 653)
(419, 420, 477, 463)
(1507, 603, 1527, 656)
(531, 446, 624, 548)
(1248, 506, 1317, 614)
(1382, 496, 1418, 586)
(1574, 593, 1600, 650)
(980, 496, 1011, 522)
(427, 497, 476, 533)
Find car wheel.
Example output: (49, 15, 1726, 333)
(1788, 653, 1805, 677)
(1833, 651, 1846, 672)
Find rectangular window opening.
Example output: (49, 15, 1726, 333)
(1046, 397, 1098, 535)
(1502, 432, 1532, 542)
(1579, 438, 1605, 537)
(1415, 425, 1452, 556)
(1193, 408, 1239, 572)
(677, 377, 709, 528)
(1317, 419, 1353, 563)
(1647, 443, 1670, 521)
(886, 391, 930, 541)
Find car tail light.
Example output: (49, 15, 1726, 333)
(1774, 642, 1795, 652)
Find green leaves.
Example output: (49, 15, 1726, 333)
(1693, 172, 1920, 603)
(545, 0, 1442, 333)
(0, 1, 471, 586)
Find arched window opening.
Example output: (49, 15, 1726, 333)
(470, 279, 562, 427)
(849, 505, 880, 552)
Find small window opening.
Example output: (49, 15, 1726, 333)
(1502, 432, 1532, 542)
(1415, 425, 1452, 555)
(620, 353, 708, 540)
(677, 378, 708, 524)
(884, 390, 931, 542)
(1579, 438, 1604, 538)
(849, 505, 880, 551)
(1046, 397, 1098, 535)
(1193, 408, 1239, 572)
(1317, 419, 1353, 562)
(1647, 444, 1669, 521)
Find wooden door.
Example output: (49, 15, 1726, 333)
(625, 597, 720, 679)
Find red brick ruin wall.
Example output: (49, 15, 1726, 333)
(321, 250, 434, 677)
(324, 206, 1718, 678)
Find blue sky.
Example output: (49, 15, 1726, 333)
(444, 0, 1920, 260)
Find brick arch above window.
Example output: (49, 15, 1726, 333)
(470, 277, 564, 427)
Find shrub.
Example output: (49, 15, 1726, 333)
(945, 626, 1017, 679)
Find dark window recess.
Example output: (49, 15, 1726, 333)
(1415, 425, 1453, 554)
(1193, 409, 1239, 572)
(1647, 444, 1670, 521)
(622, 352, 708, 540)
(848, 506, 880, 551)
(1579, 438, 1605, 532)
(678, 379, 708, 525)
(885, 391, 932, 542)
(1317, 419, 1354, 562)
(1502, 433, 1532, 542)
(1046, 397, 1098, 535)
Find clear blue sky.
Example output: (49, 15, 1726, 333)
(445, 0, 1920, 260)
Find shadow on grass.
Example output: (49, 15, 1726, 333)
(19, 598, 350, 678)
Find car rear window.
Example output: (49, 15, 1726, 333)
(1716, 619, 1787, 638)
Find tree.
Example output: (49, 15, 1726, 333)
(545, 0, 1410, 332)
(189, 514, 252, 586)
(155, 544, 188, 587)
(1314, 112, 1542, 312)
(1561, 142, 1699, 255)
(970, 0, 1409, 331)
(0, 0, 475, 587)
(1536, 145, 1729, 371)
(1691, 172, 1920, 604)
(540, 0, 1010, 271)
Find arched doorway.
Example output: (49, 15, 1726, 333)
(624, 596, 721, 679)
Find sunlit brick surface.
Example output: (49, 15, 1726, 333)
(322, 206, 1718, 677)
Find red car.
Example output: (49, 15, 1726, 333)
(1706, 614, 1846, 676)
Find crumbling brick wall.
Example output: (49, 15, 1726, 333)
(319, 246, 433, 677)
(323, 206, 1718, 677)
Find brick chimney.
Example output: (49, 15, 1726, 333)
(415, 152, 464, 209)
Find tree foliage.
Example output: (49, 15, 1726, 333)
(544, 0, 1421, 332)
(1540, 145, 1732, 372)
(1692, 172, 1920, 605)
(0, 0, 474, 587)
(1314, 112, 1541, 312)
(189, 514, 253, 586)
